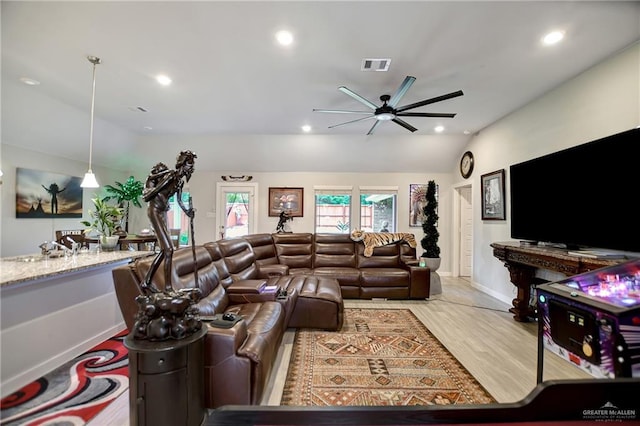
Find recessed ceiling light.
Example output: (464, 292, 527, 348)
(463, 130, 471, 135)
(301, 124, 311, 132)
(143, 126, 153, 131)
(434, 125, 445, 133)
(20, 77, 40, 85)
(542, 30, 564, 45)
(275, 30, 294, 46)
(156, 74, 172, 86)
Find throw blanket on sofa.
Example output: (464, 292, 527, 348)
(350, 230, 417, 257)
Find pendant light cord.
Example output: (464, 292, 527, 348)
(87, 57, 99, 172)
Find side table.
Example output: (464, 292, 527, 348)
(124, 326, 207, 426)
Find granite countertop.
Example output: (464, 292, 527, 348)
(0, 250, 154, 287)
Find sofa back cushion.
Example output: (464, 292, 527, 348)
(203, 242, 234, 287)
(216, 238, 260, 281)
(356, 242, 402, 268)
(313, 233, 356, 268)
(243, 233, 278, 266)
(400, 242, 418, 263)
(272, 233, 313, 269)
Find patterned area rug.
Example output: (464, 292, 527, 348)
(1, 330, 129, 425)
(281, 308, 496, 406)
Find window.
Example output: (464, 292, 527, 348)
(359, 189, 397, 232)
(314, 188, 352, 234)
(167, 192, 191, 245)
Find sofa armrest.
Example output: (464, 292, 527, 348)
(227, 279, 268, 294)
(228, 292, 277, 303)
(204, 320, 249, 367)
(112, 264, 144, 330)
(404, 263, 431, 299)
(256, 264, 289, 278)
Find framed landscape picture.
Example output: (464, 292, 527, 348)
(268, 187, 303, 217)
(481, 169, 506, 220)
(409, 184, 427, 227)
(16, 168, 83, 218)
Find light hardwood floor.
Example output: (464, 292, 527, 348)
(89, 276, 591, 425)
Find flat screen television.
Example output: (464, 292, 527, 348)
(509, 127, 640, 253)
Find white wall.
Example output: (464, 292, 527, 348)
(1, 145, 455, 273)
(127, 170, 456, 274)
(0, 145, 130, 257)
(463, 42, 640, 304)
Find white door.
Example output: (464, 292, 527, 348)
(216, 183, 258, 239)
(459, 186, 473, 277)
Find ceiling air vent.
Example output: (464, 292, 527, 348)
(128, 106, 148, 112)
(361, 58, 391, 72)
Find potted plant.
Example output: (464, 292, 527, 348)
(420, 180, 441, 267)
(419, 180, 442, 295)
(104, 176, 144, 233)
(81, 197, 124, 250)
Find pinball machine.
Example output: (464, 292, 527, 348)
(536, 258, 640, 381)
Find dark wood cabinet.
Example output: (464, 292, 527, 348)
(125, 327, 207, 426)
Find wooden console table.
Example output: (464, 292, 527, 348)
(490, 241, 622, 322)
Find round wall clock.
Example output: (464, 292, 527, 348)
(460, 151, 474, 179)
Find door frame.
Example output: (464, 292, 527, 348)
(215, 182, 259, 239)
(452, 182, 473, 277)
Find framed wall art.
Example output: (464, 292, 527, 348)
(268, 187, 303, 217)
(481, 169, 506, 220)
(409, 184, 427, 227)
(16, 168, 83, 218)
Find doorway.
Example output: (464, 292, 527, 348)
(215, 183, 258, 239)
(454, 185, 473, 277)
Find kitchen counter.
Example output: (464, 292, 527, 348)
(0, 250, 153, 287)
(0, 249, 154, 398)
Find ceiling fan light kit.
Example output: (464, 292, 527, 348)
(314, 75, 463, 135)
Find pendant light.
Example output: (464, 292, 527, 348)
(80, 55, 101, 188)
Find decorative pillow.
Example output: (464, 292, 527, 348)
(350, 230, 417, 257)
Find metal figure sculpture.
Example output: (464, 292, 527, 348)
(276, 210, 293, 233)
(132, 150, 202, 341)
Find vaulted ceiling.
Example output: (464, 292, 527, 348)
(2, 1, 639, 172)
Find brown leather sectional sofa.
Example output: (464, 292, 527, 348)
(112, 232, 429, 408)
(245, 232, 430, 299)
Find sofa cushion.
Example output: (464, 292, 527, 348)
(217, 238, 260, 281)
(360, 268, 410, 287)
(243, 233, 279, 266)
(273, 275, 343, 330)
(356, 243, 401, 268)
(314, 233, 357, 268)
(203, 242, 234, 287)
(312, 267, 360, 285)
(272, 233, 313, 269)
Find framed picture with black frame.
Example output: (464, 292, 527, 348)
(481, 169, 506, 220)
(268, 187, 303, 217)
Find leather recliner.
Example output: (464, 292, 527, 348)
(113, 246, 287, 408)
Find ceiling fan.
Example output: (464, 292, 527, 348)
(313, 76, 463, 135)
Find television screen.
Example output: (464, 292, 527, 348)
(509, 127, 640, 253)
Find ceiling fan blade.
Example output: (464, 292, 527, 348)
(392, 118, 418, 133)
(328, 115, 375, 129)
(395, 90, 464, 113)
(388, 76, 416, 107)
(338, 86, 378, 110)
(313, 109, 373, 114)
(366, 120, 382, 135)
(396, 112, 457, 118)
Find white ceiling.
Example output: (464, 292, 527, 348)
(2, 1, 639, 173)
